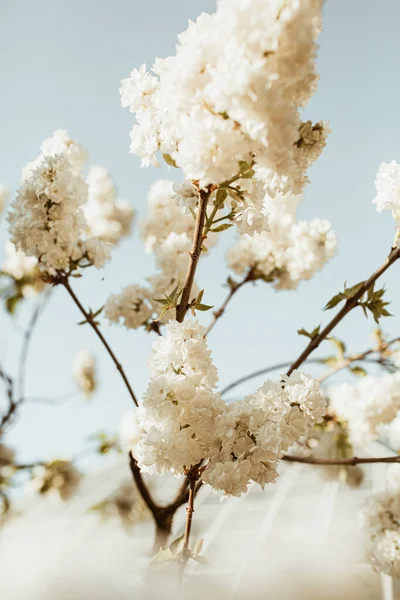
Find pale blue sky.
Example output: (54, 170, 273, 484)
(1, 0, 400, 465)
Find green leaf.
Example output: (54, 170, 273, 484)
(210, 223, 234, 233)
(162, 153, 177, 168)
(152, 297, 171, 306)
(297, 325, 320, 340)
(215, 188, 228, 207)
(328, 336, 346, 357)
(349, 365, 367, 377)
(324, 293, 346, 311)
(195, 303, 214, 311)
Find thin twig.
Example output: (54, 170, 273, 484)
(18, 289, 51, 400)
(318, 336, 400, 382)
(0, 364, 16, 432)
(286, 246, 400, 376)
(60, 277, 138, 407)
(282, 454, 400, 466)
(176, 187, 211, 323)
(205, 269, 255, 337)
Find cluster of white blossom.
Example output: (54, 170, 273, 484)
(299, 422, 363, 487)
(72, 350, 97, 397)
(226, 192, 336, 289)
(121, 0, 327, 197)
(28, 460, 81, 501)
(328, 373, 400, 448)
(84, 166, 134, 244)
(362, 465, 400, 577)
(123, 319, 326, 496)
(0, 184, 9, 214)
(105, 284, 153, 330)
(1, 241, 45, 297)
(374, 161, 400, 226)
(8, 130, 133, 276)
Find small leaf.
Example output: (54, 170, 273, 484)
(162, 153, 177, 168)
(152, 297, 171, 306)
(297, 326, 320, 340)
(195, 303, 214, 311)
(349, 365, 367, 377)
(210, 223, 234, 233)
(191, 554, 212, 566)
(215, 188, 228, 207)
(169, 534, 185, 555)
(151, 547, 175, 564)
(328, 336, 346, 357)
(193, 538, 204, 556)
(324, 293, 345, 311)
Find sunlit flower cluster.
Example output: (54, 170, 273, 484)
(328, 373, 400, 448)
(29, 460, 81, 501)
(1, 241, 45, 298)
(374, 161, 400, 225)
(121, 0, 326, 196)
(123, 319, 326, 496)
(226, 193, 336, 288)
(8, 131, 133, 276)
(84, 166, 134, 244)
(363, 466, 400, 577)
(72, 350, 97, 397)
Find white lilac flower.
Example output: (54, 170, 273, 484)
(374, 160, 400, 224)
(0, 184, 9, 214)
(84, 167, 134, 244)
(128, 319, 326, 496)
(121, 0, 325, 194)
(328, 373, 400, 448)
(226, 193, 336, 288)
(8, 132, 110, 275)
(72, 350, 97, 397)
(363, 472, 400, 577)
(1, 241, 45, 297)
(105, 284, 153, 330)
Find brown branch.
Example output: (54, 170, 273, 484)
(60, 277, 138, 407)
(318, 336, 400, 382)
(205, 269, 255, 337)
(286, 246, 400, 376)
(0, 364, 16, 433)
(282, 454, 400, 466)
(176, 187, 211, 323)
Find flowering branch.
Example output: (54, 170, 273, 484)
(286, 245, 400, 376)
(205, 268, 256, 337)
(282, 454, 400, 466)
(319, 335, 400, 382)
(59, 276, 139, 407)
(176, 187, 212, 322)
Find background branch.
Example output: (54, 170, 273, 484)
(282, 454, 400, 466)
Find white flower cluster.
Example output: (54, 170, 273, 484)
(124, 319, 326, 496)
(84, 166, 134, 244)
(300, 422, 363, 487)
(72, 350, 97, 397)
(8, 131, 110, 275)
(362, 466, 400, 577)
(29, 460, 81, 501)
(0, 184, 9, 214)
(373, 161, 400, 225)
(105, 284, 153, 330)
(226, 193, 336, 289)
(328, 373, 400, 448)
(1, 241, 45, 297)
(121, 0, 326, 195)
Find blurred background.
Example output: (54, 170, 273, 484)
(1, 0, 400, 468)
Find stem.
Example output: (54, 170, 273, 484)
(0, 364, 16, 433)
(182, 476, 197, 559)
(205, 269, 255, 336)
(282, 454, 400, 466)
(18, 290, 51, 400)
(61, 277, 138, 407)
(319, 336, 400, 382)
(286, 246, 400, 376)
(176, 188, 211, 322)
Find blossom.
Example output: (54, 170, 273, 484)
(84, 167, 134, 244)
(0, 184, 9, 214)
(29, 460, 81, 500)
(121, 0, 326, 193)
(328, 373, 400, 448)
(226, 193, 336, 289)
(362, 471, 400, 577)
(72, 350, 96, 397)
(105, 284, 153, 330)
(373, 161, 400, 223)
(8, 132, 111, 275)
(128, 319, 326, 496)
(1, 241, 45, 298)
